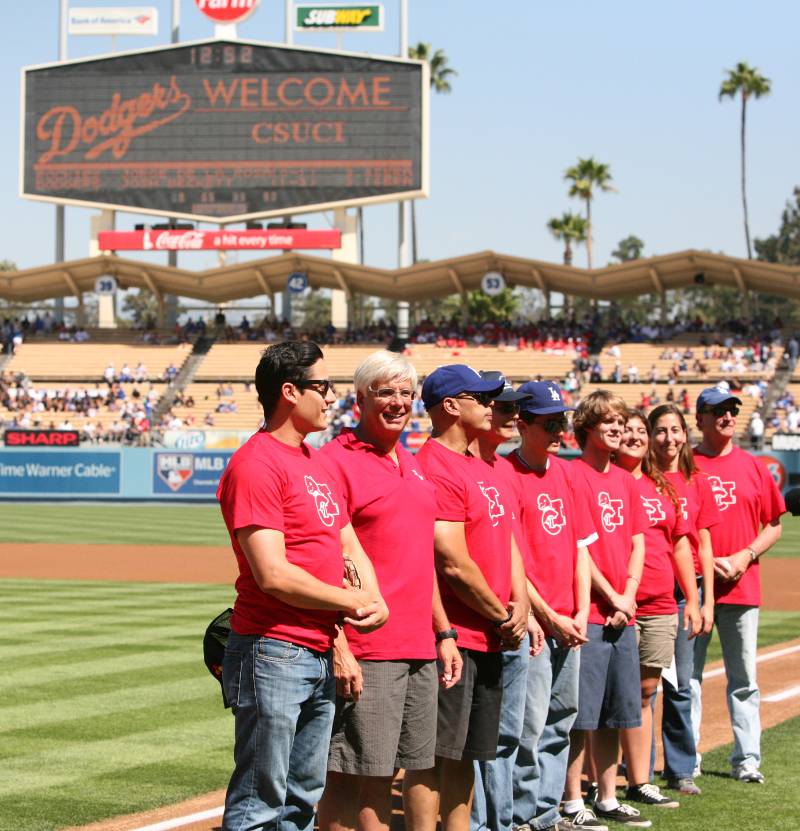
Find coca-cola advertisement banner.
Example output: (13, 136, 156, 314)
(21, 39, 427, 222)
(98, 228, 341, 250)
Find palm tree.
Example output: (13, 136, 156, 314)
(407, 43, 457, 263)
(719, 62, 771, 259)
(547, 212, 588, 265)
(564, 157, 615, 269)
(611, 235, 645, 263)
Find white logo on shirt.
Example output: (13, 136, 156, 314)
(304, 475, 340, 527)
(537, 493, 566, 535)
(678, 497, 688, 521)
(478, 482, 505, 527)
(598, 491, 624, 532)
(411, 468, 426, 481)
(708, 476, 736, 511)
(640, 496, 666, 525)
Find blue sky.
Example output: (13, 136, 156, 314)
(3, 0, 799, 280)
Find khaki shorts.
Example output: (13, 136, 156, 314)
(635, 614, 678, 669)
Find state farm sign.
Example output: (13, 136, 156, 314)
(195, 0, 260, 24)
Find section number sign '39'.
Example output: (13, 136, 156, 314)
(21, 38, 428, 222)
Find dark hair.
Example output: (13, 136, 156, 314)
(648, 403, 698, 483)
(255, 341, 324, 420)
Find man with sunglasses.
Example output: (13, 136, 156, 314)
(412, 365, 529, 831)
(216, 341, 389, 831)
(691, 386, 785, 784)
(502, 381, 600, 831)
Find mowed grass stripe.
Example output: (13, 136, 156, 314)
(0, 504, 229, 547)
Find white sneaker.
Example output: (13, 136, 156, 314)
(733, 763, 765, 784)
(693, 752, 702, 778)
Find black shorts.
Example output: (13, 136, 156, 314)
(435, 648, 503, 762)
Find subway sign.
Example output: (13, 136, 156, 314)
(296, 4, 383, 31)
(21, 38, 426, 222)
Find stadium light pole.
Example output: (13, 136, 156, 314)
(163, 0, 181, 329)
(285, 0, 293, 45)
(396, 0, 410, 340)
(54, 0, 68, 323)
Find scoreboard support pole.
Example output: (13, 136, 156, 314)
(396, 0, 410, 340)
(331, 208, 358, 331)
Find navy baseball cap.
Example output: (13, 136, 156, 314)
(516, 381, 574, 415)
(479, 371, 533, 403)
(422, 364, 505, 409)
(696, 387, 743, 411)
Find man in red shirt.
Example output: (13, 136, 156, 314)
(216, 341, 389, 831)
(411, 365, 529, 831)
(563, 391, 650, 828)
(691, 386, 785, 784)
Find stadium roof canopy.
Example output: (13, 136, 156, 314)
(1, 249, 799, 305)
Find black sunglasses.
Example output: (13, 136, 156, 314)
(705, 404, 739, 418)
(453, 392, 494, 407)
(296, 379, 336, 398)
(492, 400, 520, 415)
(525, 413, 569, 432)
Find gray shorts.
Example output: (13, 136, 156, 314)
(635, 613, 678, 669)
(327, 659, 438, 776)
(573, 623, 641, 730)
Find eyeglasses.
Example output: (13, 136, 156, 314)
(453, 392, 494, 407)
(704, 404, 739, 418)
(368, 386, 416, 401)
(492, 401, 520, 415)
(532, 414, 569, 432)
(295, 379, 336, 398)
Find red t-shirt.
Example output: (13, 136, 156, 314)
(416, 438, 513, 652)
(217, 430, 345, 652)
(320, 431, 437, 660)
(694, 446, 785, 606)
(665, 470, 720, 575)
(507, 452, 596, 623)
(568, 458, 648, 625)
(633, 474, 690, 616)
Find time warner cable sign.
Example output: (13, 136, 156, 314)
(20, 39, 428, 222)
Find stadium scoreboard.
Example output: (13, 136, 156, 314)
(21, 39, 428, 222)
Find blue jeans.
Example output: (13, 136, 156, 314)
(660, 599, 697, 779)
(514, 637, 580, 830)
(472, 636, 529, 831)
(691, 605, 760, 770)
(221, 633, 335, 831)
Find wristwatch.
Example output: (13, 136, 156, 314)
(435, 628, 458, 643)
(747, 546, 758, 563)
(493, 609, 514, 628)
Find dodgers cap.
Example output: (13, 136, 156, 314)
(696, 386, 743, 412)
(516, 381, 574, 415)
(421, 364, 505, 409)
(479, 371, 533, 403)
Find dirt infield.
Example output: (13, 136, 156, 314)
(1, 544, 799, 610)
(3, 544, 795, 831)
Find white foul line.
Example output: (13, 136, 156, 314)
(129, 806, 223, 831)
(133, 642, 800, 831)
(764, 684, 800, 703)
(701, 642, 800, 680)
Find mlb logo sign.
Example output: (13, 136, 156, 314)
(156, 453, 194, 492)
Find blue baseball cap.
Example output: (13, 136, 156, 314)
(421, 364, 505, 409)
(479, 371, 534, 403)
(516, 381, 574, 415)
(696, 387, 743, 412)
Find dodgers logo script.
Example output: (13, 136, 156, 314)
(598, 491, 623, 532)
(537, 493, 566, 536)
(478, 482, 505, 527)
(707, 475, 736, 510)
(304, 475, 340, 527)
(640, 496, 666, 524)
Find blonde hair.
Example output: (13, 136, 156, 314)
(573, 389, 628, 449)
(352, 350, 418, 395)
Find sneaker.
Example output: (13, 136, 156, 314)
(593, 803, 652, 828)
(625, 783, 679, 808)
(665, 776, 701, 795)
(561, 807, 609, 830)
(693, 752, 702, 778)
(733, 764, 765, 784)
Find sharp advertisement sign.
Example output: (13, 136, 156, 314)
(21, 39, 428, 222)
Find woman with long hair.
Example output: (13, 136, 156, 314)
(648, 403, 718, 796)
(614, 410, 701, 811)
